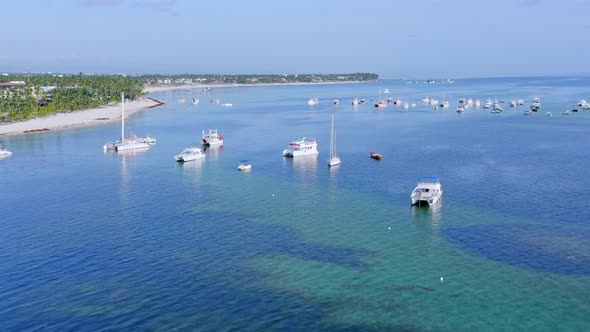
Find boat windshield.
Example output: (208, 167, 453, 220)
(418, 176, 439, 183)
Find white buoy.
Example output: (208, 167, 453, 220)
(440, 277, 444, 283)
(272, 194, 275, 197)
(388, 227, 391, 231)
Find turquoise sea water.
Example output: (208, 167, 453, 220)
(1, 77, 590, 330)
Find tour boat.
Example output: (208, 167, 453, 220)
(327, 113, 341, 167)
(0, 144, 12, 157)
(283, 137, 318, 157)
(307, 98, 318, 105)
(411, 176, 443, 206)
(202, 129, 223, 146)
(103, 92, 151, 152)
(370, 152, 382, 160)
(175, 147, 205, 162)
(238, 160, 252, 171)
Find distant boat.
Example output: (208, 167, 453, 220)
(456, 106, 465, 113)
(411, 176, 443, 206)
(524, 110, 533, 115)
(492, 102, 503, 113)
(483, 99, 492, 109)
(222, 103, 233, 107)
(563, 110, 570, 115)
(307, 98, 318, 105)
(103, 92, 151, 152)
(546, 112, 553, 117)
(352, 98, 360, 106)
(175, 147, 205, 162)
(578, 99, 587, 106)
(238, 160, 252, 171)
(572, 108, 580, 113)
(510, 100, 517, 107)
(192, 98, 199, 105)
(370, 152, 382, 160)
(0, 144, 12, 157)
(382, 88, 390, 94)
(530, 97, 541, 111)
(178, 98, 186, 103)
(328, 113, 341, 167)
(283, 137, 318, 157)
(333, 99, 340, 105)
(467, 98, 474, 106)
(475, 99, 481, 107)
(517, 99, 525, 106)
(393, 98, 402, 105)
(403, 103, 409, 109)
(374, 101, 387, 108)
(421, 96, 430, 103)
(202, 129, 224, 146)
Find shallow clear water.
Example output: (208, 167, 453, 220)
(1, 77, 590, 330)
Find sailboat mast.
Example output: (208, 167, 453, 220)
(330, 113, 334, 158)
(121, 92, 125, 141)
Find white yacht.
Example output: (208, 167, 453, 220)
(103, 92, 151, 152)
(283, 137, 319, 157)
(238, 160, 252, 171)
(0, 144, 12, 157)
(411, 176, 443, 206)
(483, 99, 493, 109)
(327, 113, 341, 167)
(307, 98, 319, 105)
(201, 129, 224, 146)
(175, 147, 205, 162)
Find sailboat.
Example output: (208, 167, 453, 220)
(328, 113, 341, 167)
(103, 92, 150, 151)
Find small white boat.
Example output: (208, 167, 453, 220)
(192, 98, 199, 105)
(530, 97, 541, 111)
(327, 113, 341, 167)
(510, 100, 517, 107)
(458, 97, 466, 105)
(382, 88, 390, 94)
(483, 99, 492, 109)
(202, 129, 224, 146)
(0, 144, 12, 157)
(563, 110, 571, 115)
(582, 103, 590, 110)
(352, 98, 360, 106)
(467, 98, 474, 106)
(429, 99, 439, 106)
(411, 176, 443, 206)
(492, 102, 503, 113)
(517, 99, 525, 106)
(440, 101, 450, 108)
(222, 103, 233, 107)
(393, 98, 402, 105)
(411, 103, 417, 107)
(402, 103, 409, 109)
(238, 160, 252, 171)
(475, 99, 481, 107)
(374, 101, 387, 108)
(178, 98, 186, 103)
(333, 99, 340, 105)
(137, 136, 157, 144)
(578, 99, 587, 106)
(524, 110, 533, 115)
(456, 106, 465, 113)
(421, 96, 430, 103)
(175, 147, 205, 162)
(283, 137, 318, 157)
(546, 112, 553, 117)
(307, 98, 319, 105)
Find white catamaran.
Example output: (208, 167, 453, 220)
(103, 92, 151, 151)
(327, 113, 341, 167)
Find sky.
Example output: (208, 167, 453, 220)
(1, 0, 589, 78)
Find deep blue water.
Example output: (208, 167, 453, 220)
(1, 77, 590, 330)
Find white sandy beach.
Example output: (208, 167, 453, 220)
(0, 97, 163, 136)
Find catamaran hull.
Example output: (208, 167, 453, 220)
(411, 193, 442, 206)
(283, 149, 319, 158)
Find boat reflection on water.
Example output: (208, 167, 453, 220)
(203, 145, 223, 161)
(410, 202, 442, 229)
(177, 157, 205, 180)
(284, 154, 318, 184)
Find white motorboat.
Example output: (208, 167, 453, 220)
(333, 99, 340, 105)
(403, 103, 410, 109)
(458, 97, 466, 105)
(0, 144, 12, 157)
(327, 113, 341, 167)
(307, 98, 318, 105)
(283, 137, 318, 157)
(492, 102, 503, 113)
(578, 99, 587, 106)
(382, 88, 390, 94)
(178, 98, 186, 103)
(374, 101, 387, 108)
(192, 98, 199, 105)
(456, 106, 465, 113)
(467, 98, 474, 106)
(474, 99, 481, 108)
(222, 103, 233, 107)
(440, 101, 450, 108)
(175, 147, 205, 162)
(202, 129, 224, 146)
(563, 110, 570, 115)
(103, 92, 151, 152)
(393, 98, 402, 105)
(483, 99, 492, 109)
(238, 160, 252, 171)
(524, 110, 533, 115)
(411, 176, 443, 206)
(421, 96, 430, 103)
(530, 97, 541, 111)
(517, 99, 525, 106)
(510, 100, 517, 107)
(429, 99, 439, 106)
(352, 98, 360, 106)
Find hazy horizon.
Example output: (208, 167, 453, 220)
(3, 0, 589, 78)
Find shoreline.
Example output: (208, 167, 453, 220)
(144, 80, 376, 93)
(0, 97, 165, 137)
(0, 80, 370, 137)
